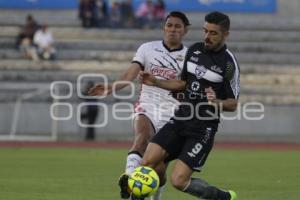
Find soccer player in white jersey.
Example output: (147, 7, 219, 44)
(89, 11, 190, 200)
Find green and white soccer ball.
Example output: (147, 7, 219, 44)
(128, 166, 160, 198)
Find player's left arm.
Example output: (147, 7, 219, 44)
(220, 98, 238, 112)
(205, 87, 237, 111)
(206, 58, 240, 112)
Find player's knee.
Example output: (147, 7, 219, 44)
(141, 157, 154, 168)
(170, 172, 189, 191)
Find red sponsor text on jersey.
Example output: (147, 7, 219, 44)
(150, 66, 177, 79)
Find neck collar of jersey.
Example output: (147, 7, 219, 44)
(162, 41, 184, 52)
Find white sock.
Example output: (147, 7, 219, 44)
(125, 153, 142, 175)
(150, 185, 165, 200)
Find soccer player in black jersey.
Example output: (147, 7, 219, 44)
(89, 11, 190, 200)
(139, 11, 240, 200)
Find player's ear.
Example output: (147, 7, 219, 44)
(184, 27, 188, 35)
(223, 30, 229, 39)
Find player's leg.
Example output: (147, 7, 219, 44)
(142, 143, 168, 168)
(150, 161, 168, 200)
(126, 114, 155, 174)
(142, 118, 185, 171)
(124, 142, 167, 200)
(149, 102, 179, 200)
(141, 141, 169, 199)
(171, 160, 233, 200)
(119, 114, 155, 199)
(142, 120, 185, 200)
(171, 128, 236, 200)
(142, 118, 185, 166)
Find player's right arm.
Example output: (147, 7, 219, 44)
(89, 63, 141, 96)
(139, 71, 186, 91)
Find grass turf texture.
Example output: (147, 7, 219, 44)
(0, 148, 299, 200)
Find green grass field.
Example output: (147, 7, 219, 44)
(0, 147, 299, 200)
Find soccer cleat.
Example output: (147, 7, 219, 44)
(228, 190, 237, 200)
(118, 173, 130, 199)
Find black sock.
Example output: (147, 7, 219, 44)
(183, 178, 231, 200)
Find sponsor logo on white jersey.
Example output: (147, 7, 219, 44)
(176, 55, 184, 61)
(150, 66, 177, 80)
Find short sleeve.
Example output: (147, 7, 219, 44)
(181, 46, 193, 81)
(224, 51, 240, 99)
(132, 43, 147, 70)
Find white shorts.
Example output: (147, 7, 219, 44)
(133, 100, 179, 133)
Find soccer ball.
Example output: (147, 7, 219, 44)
(128, 166, 160, 198)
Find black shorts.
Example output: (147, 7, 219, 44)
(151, 119, 218, 172)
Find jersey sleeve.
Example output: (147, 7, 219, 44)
(132, 43, 147, 70)
(224, 51, 240, 99)
(181, 45, 193, 81)
(181, 60, 188, 81)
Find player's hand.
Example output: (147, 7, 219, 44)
(88, 83, 112, 96)
(205, 87, 217, 104)
(138, 71, 157, 86)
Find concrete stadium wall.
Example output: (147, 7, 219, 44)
(0, 103, 299, 142)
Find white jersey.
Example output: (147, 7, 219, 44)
(133, 41, 187, 132)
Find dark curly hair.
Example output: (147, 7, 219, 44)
(205, 11, 230, 32)
(165, 11, 191, 27)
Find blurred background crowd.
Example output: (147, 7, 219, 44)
(16, 15, 56, 61)
(78, 0, 166, 29)
(15, 0, 166, 62)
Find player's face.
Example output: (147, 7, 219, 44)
(163, 16, 187, 47)
(202, 22, 229, 51)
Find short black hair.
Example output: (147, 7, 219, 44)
(165, 11, 190, 27)
(205, 11, 230, 32)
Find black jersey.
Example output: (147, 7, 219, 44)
(176, 42, 240, 124)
